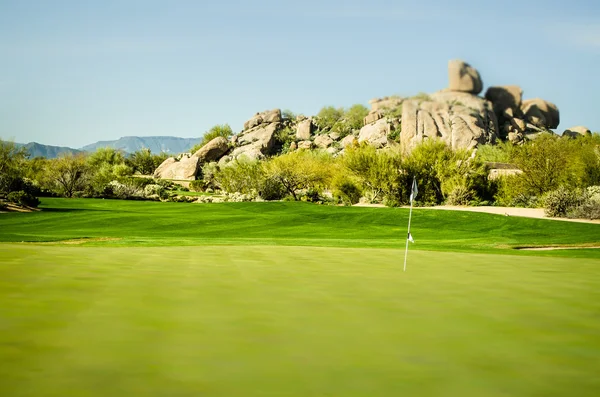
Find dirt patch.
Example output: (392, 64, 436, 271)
(0, 203, 41, 213)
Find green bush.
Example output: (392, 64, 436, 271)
(189, 180, 206, 192)
(7, 190, 40, 207)
(445, 185, 474, 206)
(332, 178, 362, 206)
(568, 200, 600, 220)
(0, 201, 7, 210)
(191, 124, 233, 153)
(543, 186, 583, 217)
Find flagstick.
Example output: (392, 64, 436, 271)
(403, 197, 414, 272)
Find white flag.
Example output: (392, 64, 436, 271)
(408, 232, 414, 243)
(409, 178, 418, 203)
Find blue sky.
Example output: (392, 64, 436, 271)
(1, 0, 599, 148)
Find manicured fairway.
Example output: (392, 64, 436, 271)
(1, 245, 600, 396)
(1, 198, 599, 257)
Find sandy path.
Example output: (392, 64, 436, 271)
(353, 203, 600, 225)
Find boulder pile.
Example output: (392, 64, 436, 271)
(154, 59, 564, 179)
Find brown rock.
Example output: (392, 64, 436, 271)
(289, 141, 297, 151)
(521, 99, 560, 129)
(401, 91, 498, 153)
(296, 119, 313, 140)
(448, 60, 483, 94)
(314, 134, 334, 148)
(243, 109, 282, 131)
(358, 118, 391, 148)
(363, 110, 383, 125)
(369, 96, 403, 112)
(153, 155, 199, 180)
(192, 136, 230, 163)
(563, 126, 591, 138)
(340, 135, 357, 148)
(297, 140, 313, 150)
(485, 86, 523, 115)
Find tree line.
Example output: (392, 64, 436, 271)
(2, 132, 599, 218)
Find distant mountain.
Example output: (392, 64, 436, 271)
(80, 136, 201, 154)
(17, 142, 84, 159)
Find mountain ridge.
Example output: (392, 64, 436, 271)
(10, 136, 202, 158)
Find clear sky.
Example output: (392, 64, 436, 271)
(1, 0, 599, 148)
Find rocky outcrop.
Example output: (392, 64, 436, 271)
(485, 86, 523, 119)
(232, 110, 284, 160)
(448, 60, 483, 94)
(243, 109, 282, 130)
(340, 135, 357, 148)
(314, 135, 334, 149)
(296, 119, 313, 140)
(563, 126, 591, 138)
(521, 99, 560, 129)
(154, 136, 230, 180)
(194, 137, 230, 163)
(153, 155, 200, 180)
(358, 118, 392, 148)
(401, 91, 498, 153)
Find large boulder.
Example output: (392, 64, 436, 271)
(243, 109, 282, 131)
(364, 110, 383, 125)
(521, 99, 560, 129)
(193, 136, 230, 163)
(563, 126, 591, 138)
(369, 96, 403, 112)
(340, 134, 357, 148)
(296, 119, 313, 140)
(448, 60, 483, 94)
(232, 122, 280, 160)
(485, 85, 523, 119)
(401, 91, 498, 153)
(153, 155, 200, 180)
(314, 134, 334, 149)
(358, 118, 392, 148)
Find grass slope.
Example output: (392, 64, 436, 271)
(0, 198, 599, 257)
(1, 245, 599, 396)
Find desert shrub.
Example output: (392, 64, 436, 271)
(543, 186, 584, 217)
(264, 150, 333, 200)
(201, 162, 220, 190)
(315, 106, 344, 132)
(332, 176, 362, 205)
(126, 148, 169, 175)
(445, 185, 474, 206)
(568, 200, 600, 220)
(143, 184, 167, 198)
(342, 143, 403, 204)
(475, 141, 514, 163)
(107, 180, 143, 199)
(189, 180, 206, 192)
(272, 127, 296, 154)
(7, 190, 40, 207)
(213, 158, 263, 194)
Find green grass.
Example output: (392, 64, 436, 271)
(1, 198, 600, 395)
(0, 198, 599, 257)
(1, 245, 599, 396)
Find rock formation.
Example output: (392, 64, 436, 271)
(448, 60, 483, 95)
(231, 109, 284, 160)
(153, 59, 568, 179)
(562, 126, 591, 138)
(401, 91, 498, 152)
(154, 136, 230, 180)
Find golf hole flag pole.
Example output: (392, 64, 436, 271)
(403, 177, 418, 272)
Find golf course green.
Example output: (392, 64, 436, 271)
(1, 198, 599, 396)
